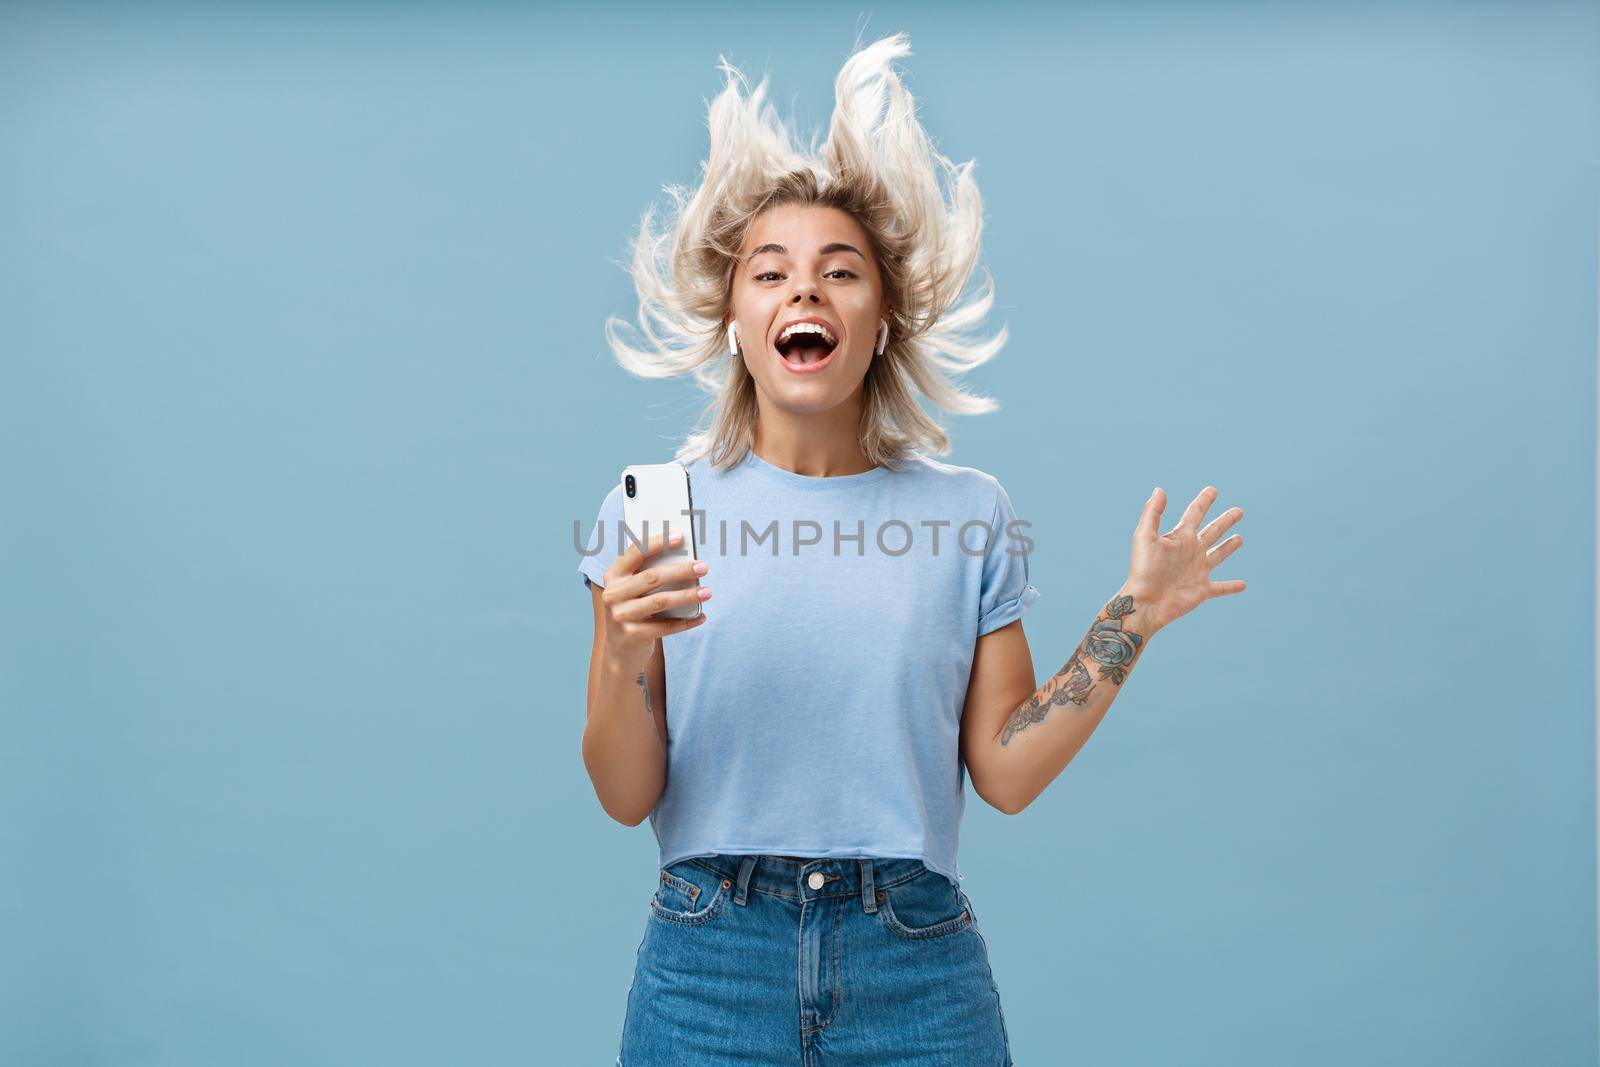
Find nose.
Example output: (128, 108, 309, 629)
(788, 277, 823, 304)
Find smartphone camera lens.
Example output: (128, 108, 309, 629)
(624, 475, 635, 498)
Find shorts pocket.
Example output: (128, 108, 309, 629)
(648, 859, 730, 926)
(876, 865, 973, 940)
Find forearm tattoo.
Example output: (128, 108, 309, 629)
(636, 671, 665, 746)
(999, 594, 1147, 746)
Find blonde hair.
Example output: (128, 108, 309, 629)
(602, 32, 1007, 472)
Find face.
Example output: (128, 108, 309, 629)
(726, 203, 890, 415)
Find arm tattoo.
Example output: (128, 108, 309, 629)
(636, 671, 666, 747)
(998, 593, 1146, 746)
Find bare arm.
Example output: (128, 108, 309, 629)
(960, 589, 1157, 815)
(580, 531, 709, 825)
(582, 583, 670, 825)
(961, 483, 1247, 814)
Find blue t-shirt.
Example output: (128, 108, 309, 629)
(575, 448, 1041, 886)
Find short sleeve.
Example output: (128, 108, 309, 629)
(977, 478, 1042, 636)
(576, 482, 626, 590)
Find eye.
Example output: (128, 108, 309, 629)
(752, 270, 857, 281)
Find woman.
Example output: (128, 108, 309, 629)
(576, 34, 1246, 1066)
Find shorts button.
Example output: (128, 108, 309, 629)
(807, 872, 825, 890)
(721, 879, 731, 889)
(876, 890, 885, 901)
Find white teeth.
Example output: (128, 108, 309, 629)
(777, 321, 837, 347)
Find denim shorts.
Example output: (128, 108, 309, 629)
(616, 853, 1013, 1066)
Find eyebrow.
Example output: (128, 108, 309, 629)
(746, 242, 865, 261)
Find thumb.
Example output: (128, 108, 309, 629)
(1135, 486, 1164, 539)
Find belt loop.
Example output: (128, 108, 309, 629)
(860, 858, 877, 914)
(733, 855, 758, 906)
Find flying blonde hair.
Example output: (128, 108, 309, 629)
(602, 32, 1007, 472)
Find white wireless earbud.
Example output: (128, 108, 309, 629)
(875, 319, 890, 356)
(727, 321, 740, 356)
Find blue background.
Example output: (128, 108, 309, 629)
(4, 2, 1596, 1063)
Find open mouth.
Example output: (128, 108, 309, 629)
(774, 325, 839, 370)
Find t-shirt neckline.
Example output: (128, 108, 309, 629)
(739, 449, 892, 491)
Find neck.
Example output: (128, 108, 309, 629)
(751, 395, 875, 477)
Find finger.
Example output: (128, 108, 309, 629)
(1208, 577, 1246, 596)
(1173, 485, 1218, 535)
(633, 611, 709, 638)
(1135, 486, 1165, 539)
(616, 584, 712, 624)
(1206, 533, 1243, 565)
(1198, 508, 1244, 549)
(606, 529, 685, 583)
(609, 555, 700, 607)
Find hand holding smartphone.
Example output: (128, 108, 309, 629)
(620, 462, 702, 621)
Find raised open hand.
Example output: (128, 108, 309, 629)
(1125, 485, 1246, 634)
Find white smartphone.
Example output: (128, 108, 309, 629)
(619, 462, 701, 620)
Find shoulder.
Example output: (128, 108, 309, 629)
(894, 451, 1006, 511)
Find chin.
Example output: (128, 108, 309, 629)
(760, 387, 839, 414)
(762, 367, 867, 403)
